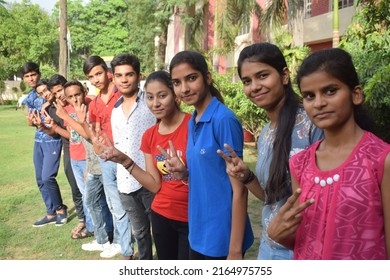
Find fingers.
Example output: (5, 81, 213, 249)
(223, 143, 239, 158)
(57, 99, 65, 107)
(280, 188, 314, 217)
(282, 188, 302, 212)
(168, 141, 178, 157)
(103, 134, 114, 148)
(294, 198, 315, 216)
(217, 149, 232, 164)
(157, 145, 171, 159)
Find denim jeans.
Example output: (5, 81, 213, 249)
(99, 159, 133, 257)
(33, 140, 63, 215)
(62, 144, 84, 222)
(120, 187, 154, 260)
(84, 173, 114, 244)
(257, 238, 294, 260)
(71, 159, 94, 232)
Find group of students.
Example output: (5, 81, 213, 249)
(22, 42, 390, 260)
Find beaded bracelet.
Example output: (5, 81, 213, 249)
(243, 170, 256, 185)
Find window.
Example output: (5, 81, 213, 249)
(305, 0, 312, 18)
(238, 22, 250, 36)
(335, 0, 354, 9)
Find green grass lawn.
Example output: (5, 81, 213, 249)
(0, 105, 262, 260)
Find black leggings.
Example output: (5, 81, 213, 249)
(189, 248, 227, 260)
(151, 210, 190, 260)
(189, 247, 246, 260)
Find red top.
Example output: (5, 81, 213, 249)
(65, 105, 86, 161)
(291, 131, 390, 259)
(88, 87, 121, 142)
(140, 113, 191, 222)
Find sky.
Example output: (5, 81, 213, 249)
(11, 1, 89, 14)
(11, 0, 58, 13)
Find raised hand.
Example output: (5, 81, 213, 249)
(74, 103, 87, 123)
(40, 102, 50, 114)
(53, 99, 68, 120)
(32, 109, 43, 127)
(27, 109, 35, 123)
(85, 124, 107, 156)
(157, 141, 188, 180)
(217, 143, 249, 182)
(42, 110, 53, 125)
(267, 188, 314, 247)
(96, 134, 128, 164)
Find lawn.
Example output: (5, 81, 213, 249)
(0, 105, 262, 260)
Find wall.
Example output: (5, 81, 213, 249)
(303, 6, 355, 44)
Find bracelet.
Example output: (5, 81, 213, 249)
(128, 162, 136, 174)
(123, 159, 134, 170)
(243, 170, 256, 185)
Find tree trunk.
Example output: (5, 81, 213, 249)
(59, 0, 68, 79)
(332, 0, 339, 47)
(212, 0, 219, 72)
(156, 20, 169, 70)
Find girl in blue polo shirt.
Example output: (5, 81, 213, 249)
(159, 50, 254, 259)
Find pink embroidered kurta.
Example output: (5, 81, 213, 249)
(290, 131, 390, 259)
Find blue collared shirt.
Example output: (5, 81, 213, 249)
(23, 89, 60, 143)
(187, 96, 254, 257)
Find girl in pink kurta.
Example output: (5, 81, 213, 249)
(267, 48, 390, 259)
(290, 131, 389, 259)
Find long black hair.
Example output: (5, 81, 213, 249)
(169, 50, 224, 104)
(297, 48, 373, 133)
(238, 43, 300, 204)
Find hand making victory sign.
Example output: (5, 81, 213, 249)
(157, 140, 188, 180)
(95, 133, 128, 165)
(217, 143, 249, 181)
(267, 187, 314, 249)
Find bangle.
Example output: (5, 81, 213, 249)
(123, 159, 134, 170)
(243, 170, 256, 185)
(128, 162, 136, 174)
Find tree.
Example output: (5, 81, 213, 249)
(340, 0, 390, 141)
(259, 0, 303, 44)
(0, 0, 57, 79)
(215, 0, 262, 53)
(59, 0, 68, 78)
(0, 80, 5, 104)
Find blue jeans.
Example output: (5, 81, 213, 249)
(62, 144, 84, 222)
(71, 159, 94, 232)
(257, 238, 293, 260)
(33, 140, 63, 215)
(120, 187, 154, 260)
(84, 173, 114, 244)
(99, 159, 133, 257)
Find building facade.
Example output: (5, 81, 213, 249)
(164, 0, 357, 72)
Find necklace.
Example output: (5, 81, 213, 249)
(314, 174, 340, 187)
